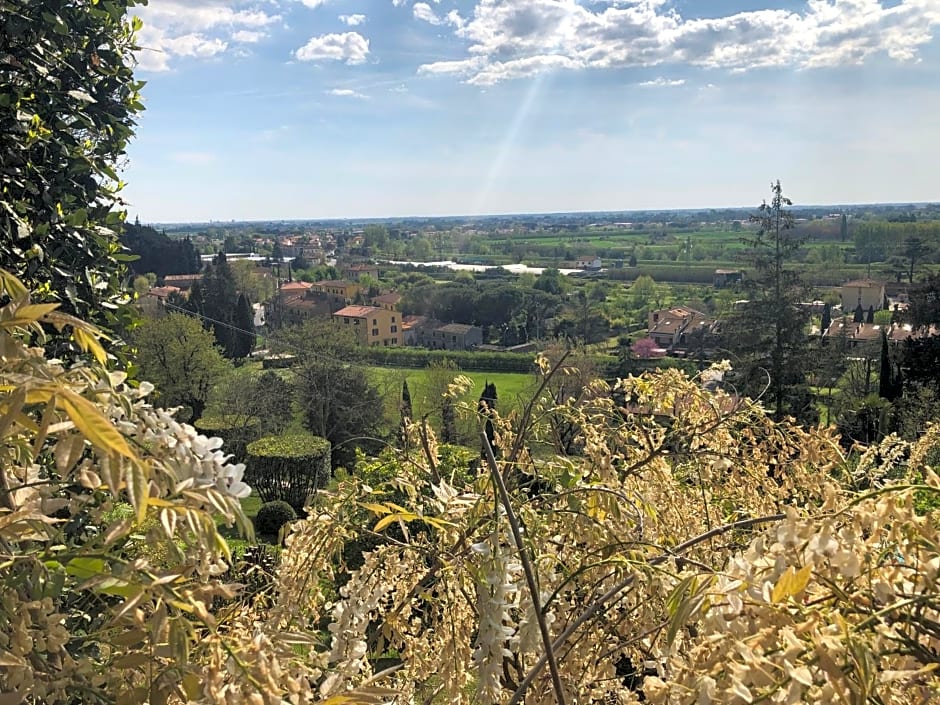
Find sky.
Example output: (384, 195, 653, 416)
(124, 0, 940, 222)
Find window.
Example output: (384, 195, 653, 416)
(392, 316, 396, 322)
(391, 338, 397, 344)
(372, 328, 379, 336)
(373, 319, 377, 325)
(391, 325, 398, 333)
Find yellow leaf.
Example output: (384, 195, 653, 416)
(359, 502, 393, 515)
(73, 325, 107, 365)
(374, 512, 418, 532)
(57, 389, 136, 460)
(125, 462, 150, 525)
(14, 303, 60, 321)
(772, 565, 810, 603)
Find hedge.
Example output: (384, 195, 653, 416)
(245, 434, 331, 512)
(194, 416, 261, 463)
(362, 346, 538, 373)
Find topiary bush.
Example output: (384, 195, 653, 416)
(245, 434, 331, 511)
(254, 501, 297, 538)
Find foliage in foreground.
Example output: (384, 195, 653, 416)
(4, 268, 940, 704)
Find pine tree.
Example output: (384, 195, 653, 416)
(719, 181, 815, 422)
(821, 303, 832, 338)
(878, 330, 900, 401)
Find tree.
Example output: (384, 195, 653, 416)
(478, 381, 498, 457)
(132, 313, 232, 421)
(280, 321, 385, 469)
(0, 1, 144, 330)
(820, 302, 832, 337)
(232, 292, 255, 359)
(878, 329, 902, 402)
(719, 181, 815, 422)
(400, 379, 413, 447)
(904, 235, 928, 284)
(840, 212, 848, 242)
(630, 337, 661, 359)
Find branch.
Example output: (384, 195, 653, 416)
(482, 431, 567, 705)
(507, 512, 786, 705)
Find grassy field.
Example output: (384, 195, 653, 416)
(368, 365, 539, 418)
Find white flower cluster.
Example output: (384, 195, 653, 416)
(109, 379, 251, 499)
(472, 531, 520, 702)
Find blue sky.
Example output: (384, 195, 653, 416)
(124, 0, 940, 222)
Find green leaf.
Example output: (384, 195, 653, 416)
(65, 557, 107, 581)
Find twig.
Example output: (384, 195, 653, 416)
(482, 431, 567, 705)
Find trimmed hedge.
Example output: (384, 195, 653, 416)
(254, 501, 297, 537)
(245, 434, 331, 512)
(362, 346, 537, 373)
(194, 416, 261, 463)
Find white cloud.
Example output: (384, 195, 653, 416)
(231, 30, 266, 43)
(417, 0, 940, 84)
(339, 14, 367, 26)
(298, 0, 329, 7)
(295, 32, 370, 64)
(134, 1, 280, 71)
(392, 0, 406, 6)
(638, 77, 685, 87)
(413, 3, 442, 25)
(327, 88, 369, 98)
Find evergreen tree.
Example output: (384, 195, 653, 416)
(479, 382, 498, 457)
(879, 330, 902, 402)
(399, 380, 413, 447)
(854, 303, 864, 323)
(200, 252, 240, 358)
(866, 305, 875, 324)
(232, 293, 255, 359)
(840, 213, 848, 242)
(441, 397, 457, 445)
(821, 303, 832, 338)
(719, 181, 815, 423)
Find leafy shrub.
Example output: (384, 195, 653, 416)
(254, 501, 297, 538)
(245, 434, 331, 511)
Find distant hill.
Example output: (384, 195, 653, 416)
(123, 222, 202, 278)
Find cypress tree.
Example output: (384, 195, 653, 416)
(821, 303, 832, 338)
(399, 380, 413, 447)
(866, 305, 875, 324)
(854, 303, 864, 323)
(479, 382, 498, 457)
(232, 293, 255, 359)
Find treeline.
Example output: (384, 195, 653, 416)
(123, 222, 201, 277)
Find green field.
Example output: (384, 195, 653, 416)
(367, 365, 539, 417)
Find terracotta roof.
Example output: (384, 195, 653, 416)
(842, 279, 884, 288)
(334, 305, 381, 318)
(436, 323, 479, 334)
(147, 286, 181, 299)
(280, 281, 312, 291)
(371, 292, 402, 305)
(314, 279, 356, 288)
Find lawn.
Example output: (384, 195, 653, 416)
(367, 365, 539, 418)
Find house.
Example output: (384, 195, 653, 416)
(575, 256, 602, 271)
(401, 315, 441, 346)
(430, 323, 484, 351)
(310, 279, 361, 301)
(840, 279, 885, 312)
(342, 263, 380, 280)
(162, 273, 202, 290)
(713, 269, 743, 289)
(825, 317, 940, 347)
(647, 306, 714, 350)
(371, 292, 402, 311)
(332, 305, 400, 346)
